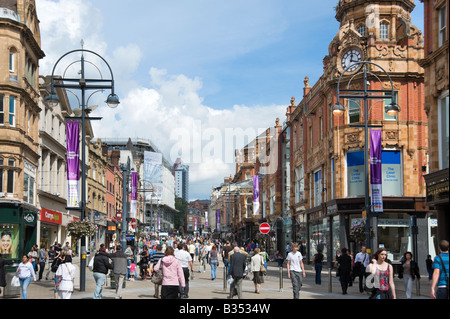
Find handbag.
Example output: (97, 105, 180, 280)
(151, 259, 163, 285)
(260, 256, 266, 273)
(11, 275, 20, 287)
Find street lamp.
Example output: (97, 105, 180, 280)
(332, 61, 400, 254)
(46, 46, 119, 291)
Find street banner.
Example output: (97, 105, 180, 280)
(194, 218, 197, 231)
(370, 129, 383, 213)
(217, 210, 220, 231)
(143, 151, 163, 200)
(66, 121, 80, 208)
(253, 175, 260, 216)
(130, 171, 138, 218)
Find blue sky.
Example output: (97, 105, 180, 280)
(36, 0, 424, 201)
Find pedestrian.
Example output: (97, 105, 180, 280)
(260, 247, 268, 274)
(367, 247, 396, 299)
(353, 246, 370, 292)
(228, 246, 246, 299)
(250, 248, 264, 294)
(129, 260, 136, 281)
(153, 246, 185, 299)
(55, 254, 76, 299)
(209, 245, 219, 280)
(0, 253, 13, 297)
(110, 244, 128, 299)
(222, 241, 233, 279)
(176, 243, 193, 298)
(50, 250, 66, 298)
(124, 245, 133, 280)
(274, 250, 284, 267)
(16, 255, 36, 299)
(337, 248, 352, 295)
(150, 244, 165, 298)
(426, 254, 433, 283)
(45, 245, 57, 280)
(312, 249, 324, 285)
(139, 245, 150, 280)
(398, 251, 421, 299)
(38, 244, 47, 281)
(431, 240, 449, 299)
(28, 245, 38, 272)
(188, 241, 195, 261)
(93, 246, 113, 299)
(286, 242, 306, 299)
(199, 243, 208, 273)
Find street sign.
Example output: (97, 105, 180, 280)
(259, 222, 270, 234)
(130, 218, 137, 229)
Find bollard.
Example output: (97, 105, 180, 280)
(279, 267, 283, 292)
(223, 266, 227, 291)
(328, 268, 332, 293)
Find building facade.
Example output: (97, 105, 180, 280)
(287, 0, 429, 265)
(1, 0, 45, 260)
(419, 0, 449, 245)
(174, 161, 189, 202)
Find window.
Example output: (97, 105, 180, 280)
(270, 185, 275, 215)
(384, 92, 398, 120)
(0, 95, 4, 125)
(9, 51, 15, 72)
(314, 169, 322, 207)
(7, 159, 15, 194)
(357, 24, 366, 36)
(295, 165, 304, 203)
(23, 173, 35, 204)
(348, 99, 360, 123)
(9, 96, 15, 127)
(438, 91, 449, 169)
(0, 158, 3, 192)
(380, 22, 389, 39)
(439, 5, 447, 47)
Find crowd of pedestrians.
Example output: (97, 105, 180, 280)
(0, 237, 448, 300)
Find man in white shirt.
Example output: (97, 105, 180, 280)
(176, 243, 193, 298)
(353, 246, 370, 293)
(286, 242, 306, 299)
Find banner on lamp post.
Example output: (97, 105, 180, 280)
(66, 121, 80, 208)
(253, 175, 260, 216)
(130, 172, 138, 219)
(217, 210, 220, 231)
(370, 129, 383, 213)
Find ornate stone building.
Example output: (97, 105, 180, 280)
(1, 0, 45, 259)
(420, 0, 449, 244)
(287, 0, 429, 264)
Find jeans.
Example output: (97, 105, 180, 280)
(314, 263, 322, 284)
(114, 274, 125, 298)
(93, 272, 107, 299)
(39, 262, 46, 280)
(210, 260, 218, 279)
(223, 258, 229, 279)
(403, 274, 413, 299)
(126, 260, 131, 279)
(290, 271, 303, 299)
(19, 277, 32, 299)
(436, 287, 448, 299)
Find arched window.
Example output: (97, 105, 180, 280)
(380, 21, 389, 39)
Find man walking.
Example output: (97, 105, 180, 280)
(286, 242, 306, 299)
(354, 246, 370, 293)
(228, 246, 246, 299)
(175, 243, 193, 298)
(110, 244, 127, 299)
(431, 240, 449, 299)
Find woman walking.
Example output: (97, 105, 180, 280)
(209, 245, 219, 280)
(139, 245, 150, 280)
(93, 246, 113, 299)
(368, 247, 396, 299)
(55, 255, 76, 299)
(16, 255, 36, 299)
(153, 246, 185, 299)
(398, 251, 420, 299)
(250, 248, 264, 294)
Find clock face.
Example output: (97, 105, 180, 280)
(341, 49, 362, 72)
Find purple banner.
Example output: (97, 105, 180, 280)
(217, 210, 220, 231)
(370, 130, 383, 213)
(130, 172, 138, 218)
(253, 175, 260, 216)
(66, 121, 80, 208)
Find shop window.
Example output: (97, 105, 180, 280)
(0, 224, 20, 258)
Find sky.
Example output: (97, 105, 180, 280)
(35, 0, 424, 201)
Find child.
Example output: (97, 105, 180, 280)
(129, 260, 136, 281)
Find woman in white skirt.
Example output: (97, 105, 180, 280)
(55, 255, 76, 299)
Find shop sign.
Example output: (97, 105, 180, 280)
(40, 208, 62, 225)
(24, 212, 36, 224)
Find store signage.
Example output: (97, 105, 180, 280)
(40, 208, 62, 225)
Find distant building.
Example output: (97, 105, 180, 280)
(174, 159, 189, 202)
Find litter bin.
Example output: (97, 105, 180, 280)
(3, 264, 20, 297)
(109, 273, 126, 289)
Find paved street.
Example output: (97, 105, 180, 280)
(5, 258, 432, 301)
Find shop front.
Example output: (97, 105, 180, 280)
(39, 207, 62, 250)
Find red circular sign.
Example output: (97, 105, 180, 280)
(259, 222, 270, 234)
(131, 218, 137, 229)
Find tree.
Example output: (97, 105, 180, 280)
(174, 195, 188, 229)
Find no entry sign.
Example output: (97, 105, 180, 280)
(259, 222, 270, 234)
(131, 218, 137, 229)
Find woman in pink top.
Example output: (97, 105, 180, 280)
(154, 246, 185, 299)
